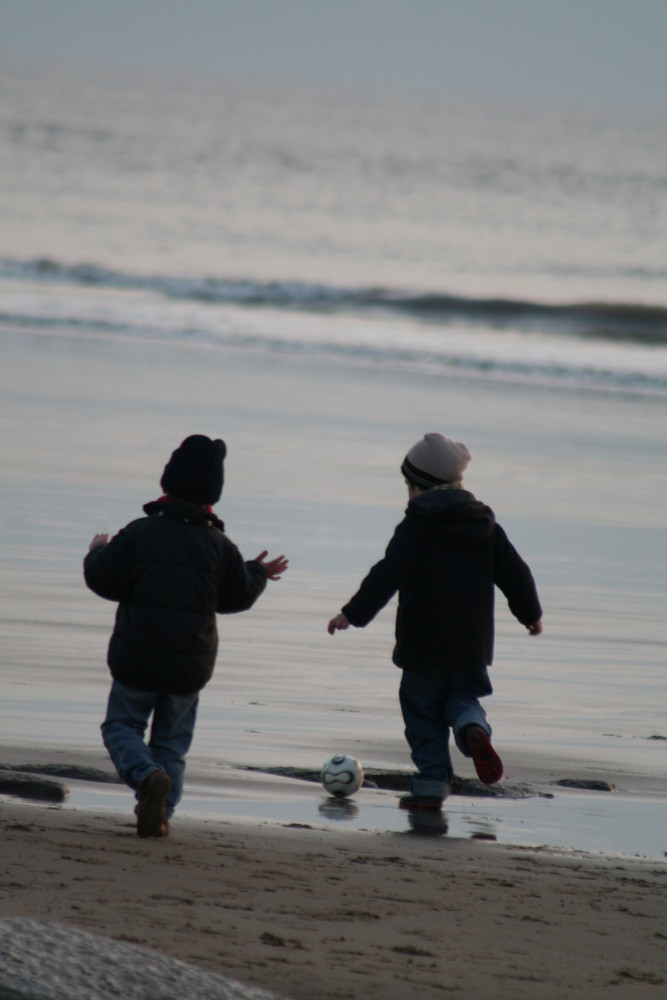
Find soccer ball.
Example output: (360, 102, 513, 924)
(321, 754, 364, 797)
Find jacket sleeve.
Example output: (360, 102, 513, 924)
(216, 541, 268, 614)
(492, 524, 542, 626)
(342, 517, 421, 627)
(83, 528, 136, 603)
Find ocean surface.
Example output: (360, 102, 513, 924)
(1, 60, 666, 853)
(1, 59, 666, 393)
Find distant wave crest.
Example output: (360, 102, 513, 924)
(2, 256, 666, 346)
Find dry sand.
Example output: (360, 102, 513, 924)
(1, 799, 666, 1000)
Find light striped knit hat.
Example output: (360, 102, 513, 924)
(401, 432, 471, 488)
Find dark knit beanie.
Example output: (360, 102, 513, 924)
(401, 432, 471, 488)
(160, 435, 227, 505)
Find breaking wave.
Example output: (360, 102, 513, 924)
(2, 256, 666, 346)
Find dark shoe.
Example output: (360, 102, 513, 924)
(136, 770, 171, 838)
(399, 794, 443, 811)
(466, 726, 503, 785)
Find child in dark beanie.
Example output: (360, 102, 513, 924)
(84, 434, 288, 837)
(328, 432, 542, 809)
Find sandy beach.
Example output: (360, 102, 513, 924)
(1, 792, 666, 1000)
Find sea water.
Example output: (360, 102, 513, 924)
(1, 61, 666, 839)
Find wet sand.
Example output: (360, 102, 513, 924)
(1, 794, 666, 1000)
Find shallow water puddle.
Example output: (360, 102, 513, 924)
(55, 777, 667, 860)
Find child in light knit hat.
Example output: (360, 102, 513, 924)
(328, 432, 542, 809)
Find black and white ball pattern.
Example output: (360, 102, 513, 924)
(320, 754, 364, 797)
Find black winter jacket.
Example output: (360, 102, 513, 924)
(342, 489, 542, 695)
(84, 499, 267, 695)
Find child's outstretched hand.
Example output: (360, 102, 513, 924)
(327, 613, 350, 635)
(527, 620, 543, 635)
(88, 533, 109, 552)
(256, 551, 289, 580)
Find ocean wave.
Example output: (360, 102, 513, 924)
(1, 256, 666, 346)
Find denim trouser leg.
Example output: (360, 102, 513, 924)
(448, 694, 491, 759)
(101, 680, 199, 819)
(399, 671, 453, 799)
(399, 671, 491, 799)
(148, 691, 199, 818)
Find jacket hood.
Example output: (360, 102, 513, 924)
(143, 498, 225, 532)
(407, 488, 495, 542)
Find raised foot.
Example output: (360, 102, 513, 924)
(466, 727, 503, 785)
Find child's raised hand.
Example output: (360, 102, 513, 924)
(327, 613, 350, 635)
(255, 551, 289, 580)
(88, 533, 109, 552)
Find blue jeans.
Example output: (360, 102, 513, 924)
(399, 670, 491, 800)
(101, 680, 199, 820)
